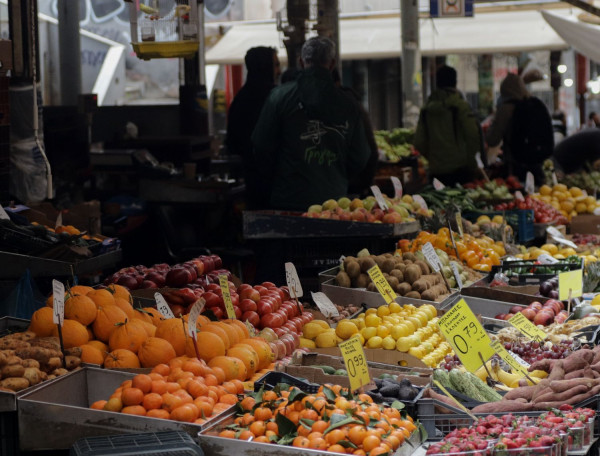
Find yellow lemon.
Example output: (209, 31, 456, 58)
(377, 325, 390, 338)
(406, 316, 423, 329)
(389, 302, 402, 314)
(377, 305, 390, 317)
(365, 308, 377, 316)
(539, 185, 552, 196)
(477, 215, 491, 225)
(541, 244, 558, 255)
(335, 320, 358, 340)
(592, 294, 600, 306)
(355, 333, 365, 345)
(312, 320, 331, 330)
(382, 336, 396, 350)
(390, 324, 409, 340)
(569, 186, 583, 197)
(559, 248, 577, 257)
(366, 336, 383, 349)
(408, 346, 425, 359)
(492, 215, 504, 224)
(414, 311, 429, 326)
(396, 337, 413, 352)
(315, 332, 337, 348)
(302, 322, 327, 340)
(299, 337, 316, 349)
(361, 326, 377, 340)
(351, 318, 365, 330)
(553, 183, 567, 192)
(402, 320, 416, 334)
(365, 314, 382, 327)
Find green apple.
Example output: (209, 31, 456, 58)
(307, 204, 322, 214)
(337, 197, 351, 210)
(363, 199, 376, 211)
(322, 199, 338, 211)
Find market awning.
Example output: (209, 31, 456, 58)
(206, 9, 569, 65)
(541, 9, 600, 63)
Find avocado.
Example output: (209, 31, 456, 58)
(315, 365, 336, 375)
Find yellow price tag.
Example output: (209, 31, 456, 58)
(437, 299, 495, 372)
(339, 335, 370, 392)
(508, 313, 547, 342)
(490, 340, 529, 378)
(559, 269, 583, 301)
(219, 275, 236, 319)
(455, 213, 464, 237)
(367, 265, 397, 304)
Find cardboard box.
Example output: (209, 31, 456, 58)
(570, 215, 600, 235)
(309, 347, 428, 368)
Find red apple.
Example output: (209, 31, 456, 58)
(257, 300, 273, 316)
(116, 274, 139, 290)
(202, 292, 221, 308)
(495, 314, 506, 320)
(144, 271, 166, 287)
(529, 301, 543, 311)
(242, 311, 260, 327)
(510, 305, 525, 315)
(140, 280, 157, 289)
(212, 307, 224, 319)
(240, 288, 261, 303)
(234, 306, 242, 319)
(533, 311, 554, 326)
(166, 267, 192, 287)
(520, 308, 536, 321)
(210, 254, 222, 269)
(170, 304, 185, 317)
(262, 282, 276, 289)
(240, 299, 257, 313)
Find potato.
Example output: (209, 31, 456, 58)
(0, 377, 30, 392)
(336, 271, 351, 288)
(51, 368, 68, 377)
(0, 340, 29, 350)
(44, 357, 62, 372)
(23, 367, 42, 386)
(30, 337, 61, 351)
(65, 356, 81, 370)
(65, 347, 82, 358)
(1, 364, 25, 378)
(15, 347, 60, 365)
(5, 356, 23, 366)
(0, 352, 7, 366)
(405, 291, 421, 299)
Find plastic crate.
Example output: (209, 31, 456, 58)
(463, 209, 534, 243)
(253, 371, 320, 394)
(491, 258, 583, 285)
(70, 431, 203, 456)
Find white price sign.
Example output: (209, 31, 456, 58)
(422, 242, 441, 272)
(390, 176, 403, 198)
(311, 291, 339, 318)
(370, 185, 389, 210)
(0, 205, 9, 220)
(475, 152, 485, 169)
(285, 262, 303, 298)
(413, 195, 428, 210)
(186, 299, 205, 338)
(433, 178, 445, 190)
(508, 350, 531, 368)
(52, 280, 65, 325)
(154, 293, 175, 319)
(552, 172, 558, 186)
(515, 191, 525, 201)
(451, 263, 463, 290)
(525, 172, 535, 194)
(538, 253, 559, 265)
(55, 212, 63, 228)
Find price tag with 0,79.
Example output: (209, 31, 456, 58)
(338, 336, 370, 392)
(437, 299, 495, 372)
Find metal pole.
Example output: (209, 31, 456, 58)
(58, 0, 81, 105)
(198, 0, 206, 86)
(401, 0, 422, 128)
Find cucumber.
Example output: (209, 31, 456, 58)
(315, 365, 336, 375)
(448, 369, 487, 402)
(432, 369, 452, 390)
(466, 372, 502, 402)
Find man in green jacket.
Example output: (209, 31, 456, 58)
(414, 65, 482, 186)
(252, 37, 371, 211)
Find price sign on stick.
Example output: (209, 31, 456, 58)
(437, 299, 495, 372)
(219, 275, 236, 319)
(552, 172, 558, 186)
(455, 213, 464, 237)
(559, 269, 583, 301)
(413, 195, 428, 210)
(339, 336, 370, 392)
(0, 205, 10, 220)
(422, 242, 441, 273)
(311, 291, 339, 318)
(490, 340, 530, 378)
(187, 299, 205, 338)
(155, 293, 175, 319)
(451, 263, 463, 290)
(285, 262, 303, 298)
(525, 172, 535, 194)
(367, 265, 397, 304)
(390, 176, 403, 198)
(370, 185, 389, 210)
(515, 191, 525, 201)
(52, 280, 65, 325)
(508, 313, 547, 342)
(475, 152, 485, 169)
(433, 178, 445, 190)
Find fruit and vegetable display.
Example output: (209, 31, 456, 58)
(302, 194, 431, 222)
(492, 299, 567, 325)
(494, 195, 568, 225)
(465, 215, 514, 243)
(207, 382, 420, 455)
(335, 251, 459, 300)
(366, 377, 421, 404)
(433, 368, 502, 402)
(419, 187, 477, 212)
(463, 176, 522, 191)
(375, 128, 415, 162)
(513, 244, 580, 261)
(465, 180, 513, 203)
(531, 184, 600, 220)
(0, 330, 82, 391)
(561, 170, 600, 193)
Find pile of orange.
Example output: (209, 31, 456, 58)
(30, 284, 274, 382)
(398, 228, 505, 272)
(214, 383, 417, 455)
(90, 356, 243, 423)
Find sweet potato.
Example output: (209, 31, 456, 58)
(533, 384, 589, 404)
(423, 388, 462, 412)
(565, 369, 586, 380)
(471, 400, 534, 413)
(547, 360, 565, 380)
(562, 349, 595, 373)
(531, 380, 550, 401)
(1, 364, 25, 378)
(550, 378, 598, 394)
(529, 359, 555, 373)
(504, 385, 536, 401)
(0, 377, 29, 391)
(0, 339, 30, 350)
(30, 337, 60, 351)
(65, 356, 81, 370)
(23, 367, 42, 386)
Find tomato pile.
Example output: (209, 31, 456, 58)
(495, 196, 568, 225)
(213, 383, 417, 455)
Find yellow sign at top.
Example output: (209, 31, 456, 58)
(508, 313, 547, 342)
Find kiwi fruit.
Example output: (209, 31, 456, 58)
(402, 252, 416, 262)
(346, 261, 361, 279)
(403, 259, 414, 265)
(404, 265, 422, 284)
(396, 282, 412, 295)
(395, 263, 407, 273)
(381, 258, 396, 274)
(359, 257, 376, 273)
(336, 271, 351, 288)
(390, 269, 404, 282)
(421, 289, 438, 301)
(353, 273, 370, 289)
(344, 256, 357, 267)
(387, 276, 399, 290)
(405, 291, 421, 299)
(367, 282, 376, 292)
(414, 260, 431, 275)
(375, 255, 386, 267)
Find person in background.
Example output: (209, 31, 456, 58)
(586, 112, 600, 128)
(554, 128, 600, 174)
(414, 65, 482, 186)
(552, 111, 567, 145)
(252, 37, 371, 211)
(485, 73, 553, 184)
(226, 46, 281, 209)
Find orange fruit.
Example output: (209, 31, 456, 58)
(238, 430, 254, 440)
(121, 387, 144, 406)
(208, 356, 247, 381)
(249, 420, 267, 437)
(348, 425, 367, 446)
(146, 408, 170, 419)
(142, 392, 163, 410)
(121, 405, 146, 416)
(188, 331, 226, 361)
(170, 404, 197, 422)
(219, 430, 236, 439)
(90, 400, 107, 410)
(132, 374, 153, 394)
(327, 444, 347, 454)
(362, 435, 381, 452)
(292, 436, 310, 448)
(103, 397, 123, 412)
(326, 429, 346, 446)
(254, 407, 273, 421)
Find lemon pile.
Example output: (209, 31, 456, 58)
(514, 243, 598, 265)
(300, 303, 452, 367)
(533, 184, 599, 221)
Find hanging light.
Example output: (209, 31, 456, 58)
(557, 64, 567, 74)
(564, 78, 574, 87)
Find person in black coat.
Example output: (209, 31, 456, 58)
(226, 47, 281, 209)
(554, 128, 600, 173)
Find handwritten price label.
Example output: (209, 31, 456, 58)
(433, 178, 445, 190)
(508, 312, 547, 342)
(186, 299, 205, 338)
(455, 213, 464, 237)
(52, 280, 65, 325)
(370, 185, 389, 211)
(0, 205, 10, 220)
(525, 172, 535, 194)
(475, 152, 485, 169)
(219, 275, 236, 319)
(437, 299, 495, 372)
(490, 340, 529, 378)
(367, 265, 397, 304)
(245, 320, 257, 337)
(390, 176, 403, 198)
(451, 263, 463, 290)
(515, 191, 525, 201)
(311, 291, 339, 318)
(285, 262, 303, 298)
(155, 293, 175, 319)
(559, 269, 583, 301)
(538, 253, 559, 265)
(339, 336, 370, 392)
(413, 195, 428, 210)
(422, 242, 441, 273)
